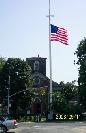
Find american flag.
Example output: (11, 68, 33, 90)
(51, 24, 68, 45)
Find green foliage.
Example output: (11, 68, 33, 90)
(0, 58, 6, 72)
(0, 57, 6, 102)
(52, 91, 67, 113)
(52, 81, 78, 113)
(75, 38, 86, 109)
(0, 58, 33, 114)
(60, 81, 78, 102)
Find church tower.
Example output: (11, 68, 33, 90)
(26, 54, 47, 76)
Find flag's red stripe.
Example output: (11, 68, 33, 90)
(51, 33, 68, 38)
(51, 37, 68, 42)
(51, 34, 68, 40)
(51, 34, 68, 44)
(58, 30, 67, 33)
(51, 38, 68, 44)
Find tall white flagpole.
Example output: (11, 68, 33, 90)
(49, 0, 52, 112)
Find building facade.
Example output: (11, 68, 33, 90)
(26, 55, 62, 114)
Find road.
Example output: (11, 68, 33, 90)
(9, 121, 86, 133)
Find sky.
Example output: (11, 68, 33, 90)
(0, 0, 86, 84)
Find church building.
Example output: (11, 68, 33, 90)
(26, 55, 62, 114)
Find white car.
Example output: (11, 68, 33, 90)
(0, 115, 18, 132)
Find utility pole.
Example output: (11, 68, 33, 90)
(7, 74, 10, 114)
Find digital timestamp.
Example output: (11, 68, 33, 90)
(55, 114, 81, 120)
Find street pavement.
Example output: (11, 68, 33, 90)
(9, 121, 86, 133)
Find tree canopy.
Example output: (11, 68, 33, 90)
(75, 37, 86, 109)
(60, 81, 78, 102)
(0, 58, 33, 114)
(52, 81, 78, 113)
(0, 58, 6, 102)
(52, 91, 67, 113)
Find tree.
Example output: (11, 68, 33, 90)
(52, 81, 78, 113)
(0, 57, 6, 72)
(57, 81, 79, 113)
(52, 91, 67, 113)
(60, 81, 78, 103)
(75, 38, 86, 109)
(0, 58, 33, 114)
(0, 57, 6, 103)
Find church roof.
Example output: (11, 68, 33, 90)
(26, 55, 47, 61)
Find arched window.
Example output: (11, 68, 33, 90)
(34, 61, 39, 71)
(33, 77, 40, 86)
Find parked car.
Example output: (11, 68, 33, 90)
(0, 115, 18, 132)
(0, 123, 6, 133)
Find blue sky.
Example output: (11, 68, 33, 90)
(0, 0, 86, 84)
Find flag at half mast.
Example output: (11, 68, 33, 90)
(51, 24, 68, 45)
